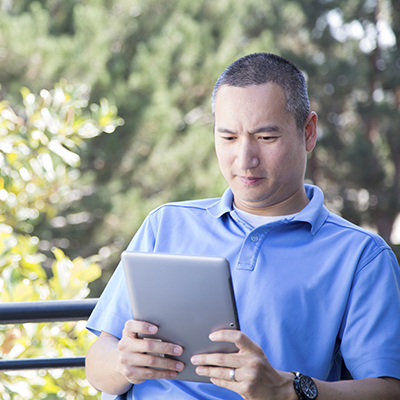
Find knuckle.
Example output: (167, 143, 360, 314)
(144, 368, 156, 379)
(142, 340, 155, 352)
(124, 320, 135, 331)
(214, 368, 226, 379)
(124, 365, 153, 382)
(214, 354, 225, 365)
(118, 337, 128, 351)
(241, 381, 256, 397)
(244, 361, 263, 381)
(162, 370, 175, 379)
(167, 344, 177, 354)
(214, 377, 227, 388)
(121, 364, 136, 379)
(120, 365, 129, 377)
(118, 352, 129, 365)
(247, 359, 260, 371)
(235, 331, 246, 343)
(146, 356, 157, 367)
(168, 359, 178, 369)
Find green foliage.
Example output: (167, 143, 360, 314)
(0, 80, 122, 399)
(2, 0, 398, 287)
(0, 81, 122, 231)
(0, 2, 399, 396)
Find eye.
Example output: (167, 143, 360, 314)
(220, 135, 236, 141)
(259, 135, 276, 141)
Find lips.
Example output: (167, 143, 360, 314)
(238, 176, 263, 185)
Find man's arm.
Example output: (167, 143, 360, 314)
(85, 332, 133, 395)
(191, 330, 400, 400)
(85, 320, 184, 395)
(316, 377, 400, 400)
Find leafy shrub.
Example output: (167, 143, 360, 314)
(0, 82, 123, 399)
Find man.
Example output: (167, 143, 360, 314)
(86, 53, 400, 399)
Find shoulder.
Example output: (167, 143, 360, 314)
(305, 184, 390, 251)
(326, 212, 386, 244)
(143, 197, 227, 251)
(149, 197, 221, 216)
(325, 211, 389, 248)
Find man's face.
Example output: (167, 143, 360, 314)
(214, 83, 317, 216)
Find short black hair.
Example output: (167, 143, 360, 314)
(212, 53, 310, 131)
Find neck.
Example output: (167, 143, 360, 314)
(234, 186, 309, 216)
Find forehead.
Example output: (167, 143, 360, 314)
(214, 83, 292, 127)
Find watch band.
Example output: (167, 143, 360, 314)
(291, 371, 318, 400)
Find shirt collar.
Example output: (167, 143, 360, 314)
(207, 184, 329, 235)
(294, 184, 330, 235)
(206, 187, 234, 218)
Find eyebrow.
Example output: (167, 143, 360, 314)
(216, 125, 280, 134)
(249, 125, 280, 134)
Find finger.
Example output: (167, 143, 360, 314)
(195, 365, 239, 382)
(123, 319, 158, 338)
(118, 334, 183, 358)
(122, 352, 185, 372)
(191, 352, 239, 368)
(137, 337, 184, 357)
(118, 349, 185, 384)
(209, 330, 260, 352)
(209, 376, 235, 389)
(119, 321, 183, 356)
(121, 364, 182, 383)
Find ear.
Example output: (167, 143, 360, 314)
(304, 112, 318, 152)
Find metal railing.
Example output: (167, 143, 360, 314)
(0, 299, 98, 371)
(0, 299, 353, 381)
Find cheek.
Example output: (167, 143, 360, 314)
(279, 147, 307, 179)
(278, 143, 303, 164)
(215, 146, 233, 168)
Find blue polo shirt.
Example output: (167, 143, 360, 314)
(87, 185, 400, 399)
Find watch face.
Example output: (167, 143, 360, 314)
(299, 375, 318, 399)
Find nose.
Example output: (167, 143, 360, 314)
(235, 139, 259, 170)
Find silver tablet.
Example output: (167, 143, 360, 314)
(121, 251, 240, 382)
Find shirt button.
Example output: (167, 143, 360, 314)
(250, 234, 259, 243)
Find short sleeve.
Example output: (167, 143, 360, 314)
(340, 247, 400, 379)
(86, 215, 156, 338)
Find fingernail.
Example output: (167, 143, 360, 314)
(170, 371, 178, 378)
(148, 325, 157, 333)
(176, 362, 184, 371)
(191, 356, 198, 364)
(196, 367, 204, 375)
(173, 346, 182, 355)
(209, 332, 217, 340)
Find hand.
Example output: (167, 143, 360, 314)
(190, 330, 295, 400)
(116, 320, 185, 384)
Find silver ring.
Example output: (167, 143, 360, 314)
(229, 368, 236, 381)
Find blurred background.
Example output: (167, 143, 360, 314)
(1, 1, 399, 398)
(1, 0, 399, 295)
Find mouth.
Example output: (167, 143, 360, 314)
(237, 176, 263, 185)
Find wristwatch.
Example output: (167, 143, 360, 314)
(291, 371, 318, 400)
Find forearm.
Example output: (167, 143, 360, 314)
(315, 377, 400, 400)
(85, 334, 133, 395)
(274, 374, 400, 400)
